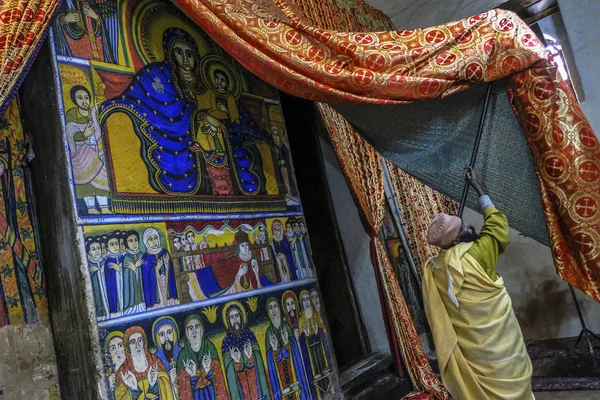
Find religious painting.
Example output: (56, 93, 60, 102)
(52, 0, 122, 66)
(83, 216, 316, 321)
(98, 283, 338, 399)
(52, 0, 300, 221)
(0, 98, 48, 327)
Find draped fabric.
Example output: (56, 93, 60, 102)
(316, 103, 384, 236)
(0, 0, 58, 116)
(173, 0, 600, 302)
(386, 161, 459, 277)
(317, 103, 448, 400)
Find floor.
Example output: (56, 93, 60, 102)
(535, 391, 600, 399)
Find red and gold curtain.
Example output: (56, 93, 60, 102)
(317, 103, 449, 400)
(174, 0, 600, 303)
(0, 0, 58, 116)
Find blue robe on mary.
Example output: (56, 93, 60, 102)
(141, 249, 177, 308)
(105, 253, 123, 314)
(272, 237, 298, 281)
(99, 62, 211, 195)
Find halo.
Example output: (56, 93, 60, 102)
(104, 330, 124, 348)
(299, 289, 311, 310)
(151, 315, 179, 344)
(132, 0, 215, 65)
(221, 300, 247, 328)
(281, 290, 299, 311)
(200, 55, 243, 100)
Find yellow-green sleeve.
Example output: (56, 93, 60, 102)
(467, 206, 510, 281)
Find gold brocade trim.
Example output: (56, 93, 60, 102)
(374, 238, 449, 399)
(110, 195, 287, 214)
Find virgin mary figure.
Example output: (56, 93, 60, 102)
(99, 28, 212, 195)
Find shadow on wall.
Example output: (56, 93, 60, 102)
(515, 278, 569, 340)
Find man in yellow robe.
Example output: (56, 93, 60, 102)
(422, 168, 534, 400)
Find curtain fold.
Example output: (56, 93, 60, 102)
(175, 0, 600, 303)
(318, 103, 448, 399)
(0, 0, 59, 116)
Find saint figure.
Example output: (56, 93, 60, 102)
(265, 298, 311, 400)
(99, 28, 211, 195)
(123, 230, 146, 315)
(221, 304, 271, 400)
(65, 85, 110, 215)
(270, 220, 295, 283)
(152, 317, 182, 399)
(115, 326, 174, 399)
(105, 231, 124, 318)
(86, 235, 109, 319)
(176, 315, 229, 400)
(106, 331, 126, 392)
(141, 228, 178, 309)
(298, 291, 332, 399)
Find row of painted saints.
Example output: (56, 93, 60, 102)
(64, 27, 298, 215)
(104, 291, 332, 399)
(87, 218, 315, 319)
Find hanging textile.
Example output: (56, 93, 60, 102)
(0, 0, 59, 116)
(317, 103, 448, 400)
(175, 0, 600, 303)
(386, 161, 459, 277)
(0, 98, 48, 326)
(333, 81, 549, 246)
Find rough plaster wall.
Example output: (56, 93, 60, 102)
(364, 0, 498, 29)
(557, 0, 600, 133)
(0, 323, 59, 399)
(462, 208, 600, 340)
(319, 136, 390, 354)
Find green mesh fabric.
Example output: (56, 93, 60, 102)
(333, 81, 549, 246)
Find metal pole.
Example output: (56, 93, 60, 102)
(382, 160, 422, 284)
(458, 83, 493, 218)
(569, 284, 600, 371)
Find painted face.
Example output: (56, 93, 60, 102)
(126, 235, 138, 252)
(128, 333, 144, 356)
(173, 237, 181, 251)
(258, 226, 267, 240)
(147, 234, 160, 250)
(273, 224, 282, 238)
(107, 238, 119, 255)
(268, 300, 280, 323)
(239, 242, 250, 256)
(285, 297, 296, 317)
(228, 309, 242, 333)
(89, 242, 101, 260)
(158, 325, 175, 350)
(311, 291, 321, 313)
(271, 127, 281, 146)
(302, 293, 312, 313)
(75, 89, 90, 111)
(185, 319, 203, 347)
(301, 223, 307, 234)
(186, 232, 195, 243)
(286, 222, 293, 234)
(108, 337, 125, 367)
(172, 41, 195, 72)
(294, 223, 301, 233)
(214, 72, 228, 93)
(119, 239, 126, 253)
